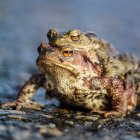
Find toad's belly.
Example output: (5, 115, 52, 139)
(44, 75, 111, 110)
(47, 90, 111, 110)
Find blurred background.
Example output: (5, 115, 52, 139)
(0, 0, 140, 102)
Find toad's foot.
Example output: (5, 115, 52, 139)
(103, 111, 125, 118)
(91, 110, 106, 115)
(1, 99, 44, 111)
(1, 74, 45, 111)
(91, 110, 125, 117)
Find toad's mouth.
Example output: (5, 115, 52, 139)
(38, 59, 79, 76)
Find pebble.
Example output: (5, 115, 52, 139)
(65, 120, 74, 125)
(75, 115, 100, 121)
(135, 112, 140, 118)
(47, 123, 56, 128)
(39, 127, 63, 137)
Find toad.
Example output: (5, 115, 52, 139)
(1, 29, 140, 117)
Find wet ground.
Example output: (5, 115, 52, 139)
(0, 0, 140, 140)
(1, 108, 140, 140)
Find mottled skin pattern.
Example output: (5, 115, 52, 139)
(1, 29, 140, 117)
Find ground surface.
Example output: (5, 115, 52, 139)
(1, 106, 140, 140)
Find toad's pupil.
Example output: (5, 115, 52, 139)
(71, 35, 79, 41)
(62, 49, 73, 57)
(64, 50, 73, 54)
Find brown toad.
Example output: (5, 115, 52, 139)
(1, 29, 140, 117)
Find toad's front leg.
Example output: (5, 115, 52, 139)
(1, 74, 46, 110)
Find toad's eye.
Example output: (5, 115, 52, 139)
(62, 47, 73, 57)
(71, 34, 80, 41)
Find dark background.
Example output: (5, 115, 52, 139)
(0, 0, 140, 100)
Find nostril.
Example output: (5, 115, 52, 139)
(38, 42, 48, 54)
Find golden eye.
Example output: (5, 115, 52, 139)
(62, 47, 73, 57)
(71, 34, 80, 41)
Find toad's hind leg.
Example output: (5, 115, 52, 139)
(102, 77, 128, 117)
(1, 74, 46, 110)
